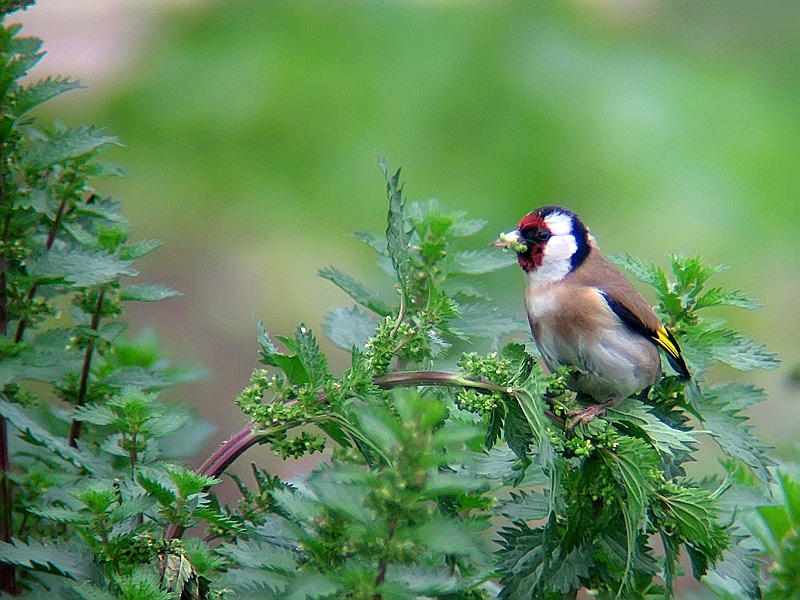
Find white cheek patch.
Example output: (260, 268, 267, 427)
(543, 211, 574, 236)
(526, 232, 577, 288)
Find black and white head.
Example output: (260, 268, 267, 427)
(491, 206, 591, 285)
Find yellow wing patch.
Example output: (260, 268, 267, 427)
(653, 326, 691, 378)
(654, 327, 680, 359)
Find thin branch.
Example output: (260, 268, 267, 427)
(68, 288, 106, 448)
(13, 197, 67, 343)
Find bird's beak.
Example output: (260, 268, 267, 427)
(490, 230, 527, 252)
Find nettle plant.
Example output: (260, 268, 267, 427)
(0, 4, 785, 600)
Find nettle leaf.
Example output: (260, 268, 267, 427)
(450, 248, 517, 274)
(12, 76, 83, 117)
(216, 567, 290, 594)
(498, 489, 550, 522)
(0, 399, 110, 476)
(694, 287, 762, 311)
(218, 539, 297, 572)
(136, 472, 178, 506)
(119, 239, 163, 260)
(295, 324, 329, 388)
(381, 158, 411, 292)
(451, 302, 525, 339)
(607, 398, 698, 459)
(30, 247, 137, 287)
(0, 538, 94, 580)
(23, 125, 119, 169)
(704, 535, 762, 599)
(119, 283, 182, 302)
(709, 382, 767, 412)
(700, 400, 773, 481)
(610, 253, 669, 295)
(323, 306, 379, 351)
(318, 266, 392, 316)
(497, 520, 591, 598)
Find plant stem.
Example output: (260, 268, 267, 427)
(68, 288, 106, 448)
(13, 198, 67, 344)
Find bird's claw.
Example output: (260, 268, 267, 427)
(565, 400, 614, 432)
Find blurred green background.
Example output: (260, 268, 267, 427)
(15, 0, 800, 472)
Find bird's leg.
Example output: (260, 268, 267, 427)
(565, 399, 615, 431)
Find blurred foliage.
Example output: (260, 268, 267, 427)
(26, 1, 799, 453)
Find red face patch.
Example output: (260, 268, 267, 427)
(515, 212, 549, 272)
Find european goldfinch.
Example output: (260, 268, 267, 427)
(491, 206, 689, 427)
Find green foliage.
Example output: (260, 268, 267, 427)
(0, 7, 783, 599)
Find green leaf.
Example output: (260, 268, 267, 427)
(119, 239, 163, 260)
(704, 536, 762, 599)
(22, 125, 119, 169)
(216, 567, 290, 594)
(30, 247, 137, 287)
(0, 538, 95, 579)
(497, 520, 591, 598)
(694, 287, 762, 311)
(0, 399, 110, 476)
(71, 582, 116, 600)
(498, 490, 550, 522)
(450, 302, 525, 339)
(136, 472, 178, 506)
(322, 306, 379, 351)
(218, 539, 297, 572)
(610, 253, 669, 295)
(450, 248, 517, 274)
(12, 76, 83, 117)
(294, 324, 329, 388)
(318, 266, 392, 316)
(120, 283, 182, 302)
(708, 382, 767, 412)
(607, 398, 698, 459)
(700, 400, 773, 481)
(285, 573, 338, 600)
(381, 158, 411, 293)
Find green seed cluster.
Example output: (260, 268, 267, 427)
(455, 352, 512, 414)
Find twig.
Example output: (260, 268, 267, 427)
(68, 288, 106, 447)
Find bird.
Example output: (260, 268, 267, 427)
(491, 206, 690, 429)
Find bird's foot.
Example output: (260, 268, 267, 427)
(566, 400, 615, 432)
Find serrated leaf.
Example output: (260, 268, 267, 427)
(607, 398, 698, 459)
(30, 247, 137, 287)
(497, 521, 591, 598)
(100, 366, 170, 390)
(12, 76, 83, 117)
(709, 382, 767, 412)
(120, 283, 182, 302)
(23, 125, 119, 169)
(694, 287, 762, 311)
(295, 324, 328, 388)
(71, 582, 116, 600)
(610, 253, 669, 295)
(219, 539, 297, 572)
(450, 248, 517, 274)
(703, 536, 762, 599)
(216, 567, 291, 594)
(0, 399, 110, 476)
(322, 306, 379, 351)
(0, 538, 94, 580)
(385, 565, 462, 594)
(137, 473, 178, 506)
(119, 239, 163, 260)
(285, 572, 338, 600)
(498, 489, 549, 522)
(381, 158, 411, 292)
(700, 400, 773, 481)
(318, 266, 392, 316)
(351, 230, 386, 254)
(450, 302, 525, 339)
(160, 552, 195, 597)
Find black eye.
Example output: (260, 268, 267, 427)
(523, 228, 551, 244)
